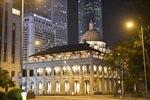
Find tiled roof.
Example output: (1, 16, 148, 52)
(31, 43, 102, 56)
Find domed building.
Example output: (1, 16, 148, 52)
(22, 22, 120, 96)
(80, 22, 106, 53)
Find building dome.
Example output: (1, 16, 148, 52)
(81, 22, 102, 42)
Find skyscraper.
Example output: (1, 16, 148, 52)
(78, 0, 102, 41)
(67, 0, 78, 45)
(25, 0, 78, 46)
(13, 0, 78, 46)
(49, 0, 67, 46)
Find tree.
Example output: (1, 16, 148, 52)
(106, 31, 150, 94)
(0, 68, 15, 93)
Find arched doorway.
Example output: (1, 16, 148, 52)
(74, 81, 80, 95)
(56, 81, 60, 94)
(38, 81, 43, 94)
(47, 81, 52, 94)
(30, 82, 35, 92)
(84, 80, 90, 94)
(65, 81, 70, 94)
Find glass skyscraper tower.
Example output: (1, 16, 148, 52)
(78, 0, 102, 41)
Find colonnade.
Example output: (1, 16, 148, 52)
(23, 64, 120, 95)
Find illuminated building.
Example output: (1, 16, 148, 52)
(0, 0, 21, 91)
(13, 0, 78, 45)
(49, 0, 67, 46)
(23, 12, 56, 62)
(22, 22, 120, 95)
(78, 0, 102, 41)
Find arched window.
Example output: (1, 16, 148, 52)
(99, 66, 103, 76)
(72, 65, 80, 75)
(56, 81, 60, 94)
(63, 66, 70, 75)
(65, 81, 69, 94)
(82, 65, 90, 74)
(54, 67, 61, 75)
(45, 67, 52, 76)
(38, 81, 43, 94)
(30, 82, 35, 91)
(47, 81, 52, 94)
(37, 68, 43, 76)
(84, 80, 90, 95)
(74, 81, 80, 95)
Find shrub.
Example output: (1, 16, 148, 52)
(0, 91, 6, 100)
(27, 91, 35, 99)
(6, 88, 26, 100)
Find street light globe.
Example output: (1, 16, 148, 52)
(127, 22, 133, 27)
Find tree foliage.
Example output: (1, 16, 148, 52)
(106, 31, 150, 92)
(0, 68, 15, 93)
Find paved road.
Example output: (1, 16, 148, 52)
(30, 95, 145, 100)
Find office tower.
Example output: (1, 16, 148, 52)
(34, 0, 78, 45)
(49, 0, 67, 46)
(33, 0, 78, 45)
(78, 0, 102, 41)
(23, 12, 56, 62)
(13, 0, 68, 46)
(14, 0, 78, 46)
(67, 0, 78, 45)
(0, 0, 21, 89)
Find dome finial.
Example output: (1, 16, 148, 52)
(89, 20, 94, 30)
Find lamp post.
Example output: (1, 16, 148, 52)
(141, 26, 148, 100)
(21, 0, 24, 89)
(127, 23, 148, 100)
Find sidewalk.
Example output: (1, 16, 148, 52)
(30, 95, 147, 100)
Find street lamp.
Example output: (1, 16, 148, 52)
(127, 22, 148, 100)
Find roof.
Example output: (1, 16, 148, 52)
(80, 21, 103, 42)
(31, 43, 102, 57)
(81, 29, 103, 42)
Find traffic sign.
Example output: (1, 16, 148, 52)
(18, 71, 22, 78)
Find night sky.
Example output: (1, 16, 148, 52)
(102, 0, 135, 48)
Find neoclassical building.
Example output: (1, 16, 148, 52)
(22, 22, 121, 95)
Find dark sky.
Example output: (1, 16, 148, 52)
(102, 0, 135, 48)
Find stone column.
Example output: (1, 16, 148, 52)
(52, 67, 55, 94)
(90, 64, 94, 94)
(43, 67, 46, 94)
(60, 67, 65, 94)
(80, 65, 84, 95)
(96, 65, 100, 94)
(34, 68, 37, 95)
(35, 68, 40, 95)
(69, 65, 74, 95)
(27, 66, 29, 90)
(102, 66, 105, 93)
(106, 68, 109, 93)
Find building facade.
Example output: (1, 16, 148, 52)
(13, 0, 78, 46)
(78, 0, 102, 41)
(0, 0, 21, 90)
(23, 12, 56, 62)
(22, 23, 121, 95)
(49, 0, 67, 46)
(22, 43, 121, 95)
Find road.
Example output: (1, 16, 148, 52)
(29, 95, 145, 100)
